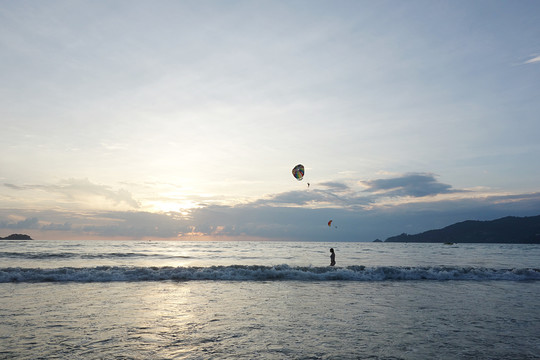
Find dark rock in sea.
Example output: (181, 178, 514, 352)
(0, 234, 33, 240)
(373, 239, 383, 242)
(384, 215, 540, 244)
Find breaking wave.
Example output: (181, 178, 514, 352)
(1, 265, 539, 283)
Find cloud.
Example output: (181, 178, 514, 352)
(252, 174, 462, 210)
(41, 222, 72, 231)
(3, 191, 540, 241)
(318, 181, 350, 191)
(253, 187, 371, 210)
(80, 211, 189, 238)
(53, 178, 140, 208)
(255, 190, 337, 207)
(3, 178, 140, 208)
(1, 173, 539, 241)
(524, 55, 540, 64)
(4, 183, 26, 190)
(361, 173, 460, 197)
(0, 217, 40, 230)
(0, 210, 189, 239)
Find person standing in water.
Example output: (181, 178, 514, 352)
(329, 248, 336, 266)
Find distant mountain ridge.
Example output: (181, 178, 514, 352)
(0, 234, 33, 240)
(384, 215, 540, 244)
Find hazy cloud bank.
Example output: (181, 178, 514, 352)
(2, 191, 540, 242)
(1, 174, 538, 241)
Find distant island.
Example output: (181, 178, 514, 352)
(383, 215, 540, 244)
(0, 234, 33, 240)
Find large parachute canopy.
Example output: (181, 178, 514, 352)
(292, 164, 305, 181)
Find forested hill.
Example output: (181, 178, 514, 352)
(384, 215, 540, 244)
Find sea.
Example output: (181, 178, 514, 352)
(1, 240, 539, 360)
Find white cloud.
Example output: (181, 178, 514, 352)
(524, 55, 540, 64)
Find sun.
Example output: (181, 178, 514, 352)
(146, 200, 200, 215)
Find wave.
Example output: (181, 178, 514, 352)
(1, 265, 539, 283)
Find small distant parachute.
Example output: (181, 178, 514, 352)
(328, 220, 333, 227)
(292, 164, 305, 181)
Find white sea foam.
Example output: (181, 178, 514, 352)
(1, 265, 539, 283)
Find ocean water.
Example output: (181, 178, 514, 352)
(1, 241, 539, 359)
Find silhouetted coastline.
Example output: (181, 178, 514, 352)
(0, 234, 33, 240)
(384, 215, 540, 244)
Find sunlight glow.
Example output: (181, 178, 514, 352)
(146, 200, 201, 215)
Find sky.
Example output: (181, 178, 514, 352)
(1, 0, 540, 241)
